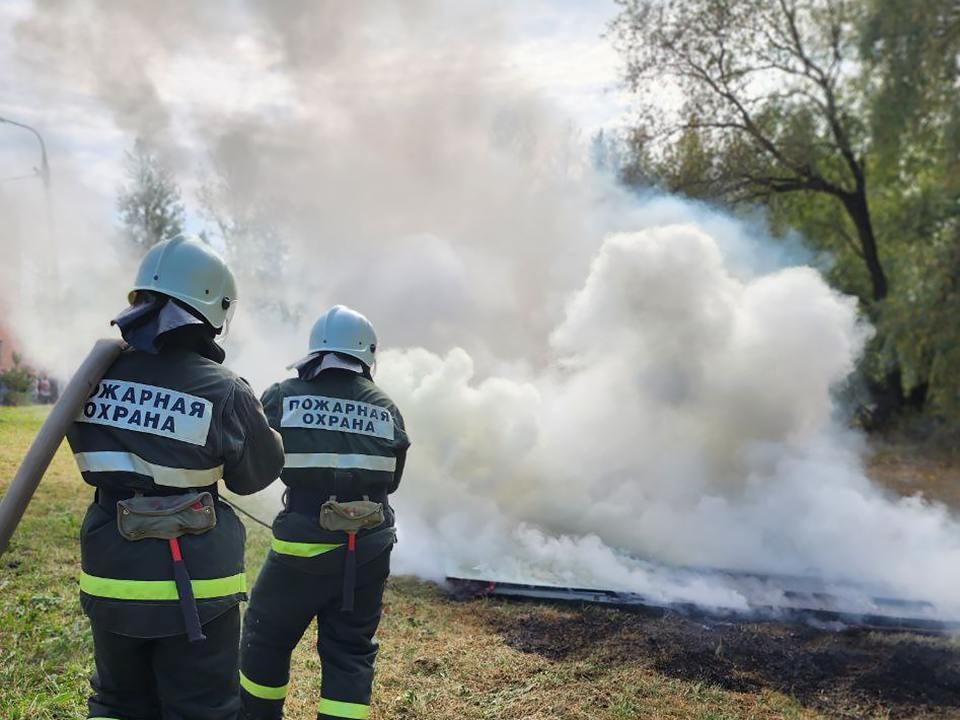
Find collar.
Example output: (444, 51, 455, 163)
(112, 297, 223, 363)
(292, 352, 365, 381)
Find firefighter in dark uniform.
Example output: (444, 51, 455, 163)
(66, 237, 285, 720)
(239, 305, 410, 720)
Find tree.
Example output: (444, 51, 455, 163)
(610, 0, 960, 425)
(197, 161, 300, 323)
(0, 353, 36, 406)
(861, 0, 959, 170)
(858, 0, 960, 420)
(117, 138, 185, 248)
(611, 0, 889, 303)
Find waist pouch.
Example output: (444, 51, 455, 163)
(114, 491, 217, 643)
(319, 496, 385, 613)
(318, 497, 385, 533)
(117, 491, 217, 541)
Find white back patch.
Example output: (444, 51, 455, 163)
(281, 395, 395, 440)
(77, 380, 214, 446)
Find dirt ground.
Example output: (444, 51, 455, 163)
(480, 600, 960, 719)
(867, 441, 960, 509)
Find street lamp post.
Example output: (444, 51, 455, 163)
(0, 116, 50, 189)
(0, 115, 57, 291)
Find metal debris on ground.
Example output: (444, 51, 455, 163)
(447, 568, 960, 634)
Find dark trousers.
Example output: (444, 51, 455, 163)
(240, 550, 390, 720)
(87, 606, 241, 720)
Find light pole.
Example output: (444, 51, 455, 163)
(0, 115, 57, 292)
(0, 116, 50, 189)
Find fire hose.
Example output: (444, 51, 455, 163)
(0, 338, 126, 556)
(220, 494, 273, 530)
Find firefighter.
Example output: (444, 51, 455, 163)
(239, 305, 410, 720)
(66, 237, 285, 720)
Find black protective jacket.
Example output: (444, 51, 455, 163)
(261, 369, 410, 573)
(66, 335, 284, 637)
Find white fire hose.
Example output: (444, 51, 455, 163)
(0, 338, 126, 556)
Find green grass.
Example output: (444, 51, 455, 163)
(0, 406, 821, 719)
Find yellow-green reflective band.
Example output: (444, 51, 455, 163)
(79, 571, 246, 601)
(239, 670, 288, 700)
(318, 697, 370, 719)
(271, 537, 342, 557)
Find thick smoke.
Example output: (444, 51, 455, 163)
(380, 227, 960, 613)
(4, 1, 960, 616)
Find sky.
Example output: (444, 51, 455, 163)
(0, 0, 630, 207)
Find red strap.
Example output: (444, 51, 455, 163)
(168, 537, 183, 562)
(347, 532, 356, 552)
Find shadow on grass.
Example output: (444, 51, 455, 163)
(482, 600, 960, 719)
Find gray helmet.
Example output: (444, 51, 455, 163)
(307, 305, 377, 368)
(129, 237, 237, 330)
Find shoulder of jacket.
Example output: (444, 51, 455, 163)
(359, 377, 402, 412)
(274, 376, 304, 393)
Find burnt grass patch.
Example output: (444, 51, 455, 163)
(483, 600, 960, 718)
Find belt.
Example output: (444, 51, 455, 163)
(96, 485, 219, 509)
(284, 489, 387, 516)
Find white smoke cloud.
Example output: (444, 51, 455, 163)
(377, 225, 960, 616)
(3, 1, 960, 619)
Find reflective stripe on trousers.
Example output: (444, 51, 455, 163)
(239, 670, 288, 700)
(283, 453, 396, 472)
(318, 697, 370, 719)
(80, 571, 245, 601)
(74, 451, 223, 488)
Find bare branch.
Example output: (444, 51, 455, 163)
(777, 0, 865, 188)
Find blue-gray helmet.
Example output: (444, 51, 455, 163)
(307, 305, 377, 368)
(129, 237, 237, 330)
